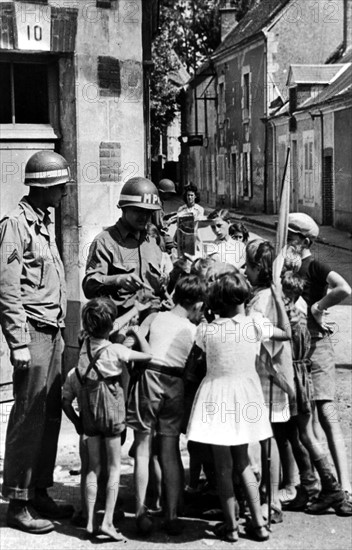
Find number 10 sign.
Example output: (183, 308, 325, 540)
(15, 4, 51, 51)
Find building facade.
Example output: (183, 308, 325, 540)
(0, 0, 158, 388)
(181, 0, 346, 214)
(271, 53, 352, 231)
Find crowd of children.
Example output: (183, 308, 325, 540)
(62, 211, 352, 542)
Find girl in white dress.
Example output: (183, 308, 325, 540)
(187, 273, 290, 542)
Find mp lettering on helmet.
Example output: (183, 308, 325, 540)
(143, 193, 159, 205)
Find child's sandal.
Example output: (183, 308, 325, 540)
(213, 522, 239, 542)
(136, 512, 153, 535)
(245, 523, 270, 542)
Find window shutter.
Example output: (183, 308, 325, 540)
(239, 153, 244, 196)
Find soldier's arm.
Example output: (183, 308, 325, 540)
(82, 238, 146, 298)
(0, 218, 31, 352)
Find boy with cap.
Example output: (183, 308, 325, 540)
(286, 212, 352, 515)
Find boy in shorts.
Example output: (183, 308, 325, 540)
(286, 213, 352, 514)
(126, 275, 205, 535)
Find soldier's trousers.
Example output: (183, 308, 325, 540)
(2, 320, 62, 500)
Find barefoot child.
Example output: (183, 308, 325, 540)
(62, 297, 152, 539)
(126, 274, 205, 536)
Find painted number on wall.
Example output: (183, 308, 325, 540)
(27, 24, 43, 42)
(15, 9, 51, 51)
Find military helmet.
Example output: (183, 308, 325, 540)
(118, 177, 161, 210)
(158, 178, 176, 194)
(24, 150, 72, 187)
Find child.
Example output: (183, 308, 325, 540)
(278, 267, 351, 516)
(245, 239, 294, 524)
(187, 273, 290, 542)
(126, 275, 205, 536)
(229, 221, 250, 244)
(62, 297, 153, 540)
(206, 209, 246, 269)
(286, 212, 352, 514)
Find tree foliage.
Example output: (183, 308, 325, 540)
(150, 0, 256, 153)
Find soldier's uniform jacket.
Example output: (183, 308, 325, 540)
(0, 196, 66, 349)
(82, 218, 163, 310)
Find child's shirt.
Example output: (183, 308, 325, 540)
(63, 337, 132, 414)
(77, 337, 132, 380)
(298, 256, 332, 337)
(246, 287, 294, 422)
(284, 296, 311, 362)
(147, 310, 197, 369)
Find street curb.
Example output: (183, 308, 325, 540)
(226, 210, 352, 253)
(168, 199, 352, 253)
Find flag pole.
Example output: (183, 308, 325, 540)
(267, 146, 291, 530)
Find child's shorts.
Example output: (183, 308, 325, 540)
(81, 380, 126, 438)
(308, 335, 335, 401)
(126, 369, 184, 437)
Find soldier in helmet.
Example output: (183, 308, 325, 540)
(82, 177, 165, 313)
(81, 178, 168, 526)
(0, 150, 74, 533)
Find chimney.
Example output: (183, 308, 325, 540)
(220, 1, 239, 41)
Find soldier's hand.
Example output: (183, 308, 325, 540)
(11, 347, 31, 369)
(118, 273, 150, 292)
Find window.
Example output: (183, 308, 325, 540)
(218, 78, 225, 124)
(303, 133, 314, 200)
(240, 148, 252, 198)
(217, 154, 225, 194)
(242, 68, 251, 121)
(0, 62, 49, 124)
(243, 73, 250, 113)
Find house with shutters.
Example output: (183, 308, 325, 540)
(0, 0, 159, 389)
(269, 47, 352, 232)
(181, 0, 347, 214)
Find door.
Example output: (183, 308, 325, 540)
(322, 152, 334, 225)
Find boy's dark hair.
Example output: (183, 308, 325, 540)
(246, 239, 274, 288)
(207, 208, 231, 223)
(281, 270, 306, 302)
(229, 221, 250, 244)
(208, 273, 251, 315)
(167, 257, 191, 294)
(82, 297, 117, 338)
(205, 261, 238, 284)
(173, 274, 205, 308)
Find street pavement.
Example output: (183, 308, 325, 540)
(0, 196, 351, 549)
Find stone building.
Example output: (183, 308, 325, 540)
(182, 0, 347, 214)
(0, 0, 158, 389)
